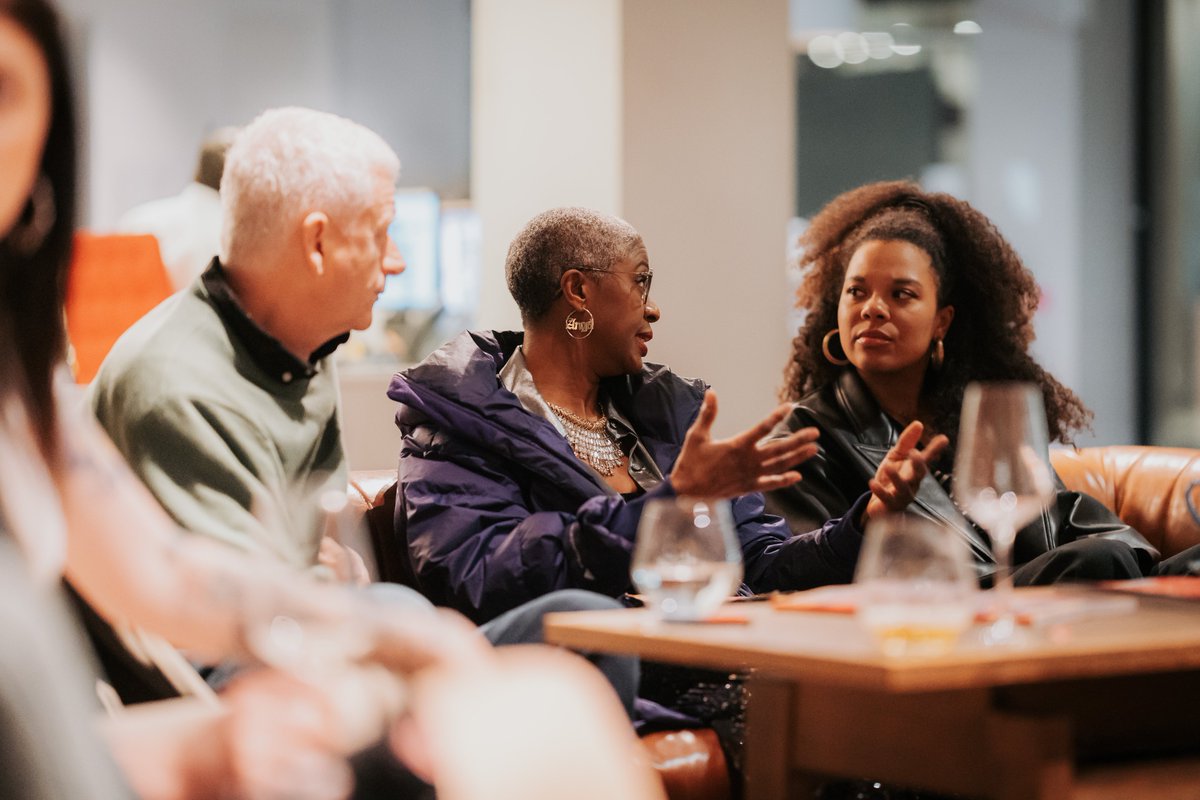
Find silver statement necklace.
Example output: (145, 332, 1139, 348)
(546, 402, 624, 477)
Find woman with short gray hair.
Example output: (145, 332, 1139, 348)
(389, 206, 864, 627)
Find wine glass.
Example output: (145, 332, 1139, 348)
(630, 497, 743, 622)
(855, 515, 978, 658)
(244, 477, 407, 751)
(952, 382, 1056, 643)
(244, 476, 375, 680)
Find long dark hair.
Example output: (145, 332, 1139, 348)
(0, 0, 77, 468)
(783, 181, 1091, 445)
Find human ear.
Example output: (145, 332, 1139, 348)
(560, 270, 589, 309)
(935, 305, 955, 339)
(301, 211, 328, 275)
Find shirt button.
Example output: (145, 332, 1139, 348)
(281, 372, 293, 383)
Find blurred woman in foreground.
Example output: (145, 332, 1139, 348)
(0, 1, 663, 798)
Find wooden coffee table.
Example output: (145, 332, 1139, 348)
(545, 590, 1200, 799)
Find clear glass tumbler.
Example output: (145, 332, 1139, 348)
(855, 514, 979, 658)
(631, 497, 743, 622)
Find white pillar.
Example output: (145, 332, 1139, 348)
(473, 0, 793, 434)
(472, 0, 624, 333)
(622, 0, 793, 434)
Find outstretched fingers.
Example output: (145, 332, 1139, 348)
(685, 390, 719, 443)
(870, 456, 919, 508)
(920, 433, 950, 464)
(734, 403, 794, 446)
(876, 457, 910, 501)
(755, 470, 804, 492)
(757, 426, 819, 468)
(872, 428, 951, 512)
(674, 398, 822, 499)
(868, 476, 905, 510)
(891, 421, 925, 460)
(759, 441, 819, 472)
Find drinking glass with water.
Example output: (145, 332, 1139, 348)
(631, 497, 743, 622)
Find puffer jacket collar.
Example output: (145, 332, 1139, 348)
(390, 330, 707, 498)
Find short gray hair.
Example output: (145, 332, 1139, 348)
(505, 207, 643, 322)
(219, 107, 400, 265)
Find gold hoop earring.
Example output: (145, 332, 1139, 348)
(930, 337, 944, 370)
(821, 329, 849, 366)
(565, 308, 595, 339)
(6, 174, 56, 256)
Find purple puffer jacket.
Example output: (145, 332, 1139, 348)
(388, 330, 865, 625)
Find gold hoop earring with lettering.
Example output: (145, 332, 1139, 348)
(565, 308, 595, 339)
(822, 329, 849, 366)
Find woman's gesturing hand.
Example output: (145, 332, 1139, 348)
(670, 390, 818, 499)
(864, 421, 949, 519)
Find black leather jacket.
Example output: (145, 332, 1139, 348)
(765, 370, 1159, 579)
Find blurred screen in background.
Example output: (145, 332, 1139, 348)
(378, 188, 441, 312)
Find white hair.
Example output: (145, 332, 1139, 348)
(219, 107, 400, 265)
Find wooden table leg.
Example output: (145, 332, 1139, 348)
(747, 681, 1075, 800)
(986, 709, 1073, 800)
(744, 677, 816, 800)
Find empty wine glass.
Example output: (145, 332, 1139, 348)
(952, 382, 1056, 643)
(244, 476, 374, 681)
(855, 515, 978, 658)
(630, 497, 743, 622)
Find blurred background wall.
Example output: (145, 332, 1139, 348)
(58, 0, 1189, 468)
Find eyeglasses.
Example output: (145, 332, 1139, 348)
(571, 266, 654, 305)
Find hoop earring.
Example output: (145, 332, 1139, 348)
(930, 337, 944, 370)
(565, 308, 595, 339)
(821, 329, 849, 366)
(6, 174, 56, 256)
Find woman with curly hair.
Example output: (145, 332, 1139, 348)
(766, 180, 1199, 584)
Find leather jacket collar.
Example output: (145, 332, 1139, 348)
(775, 369, 1157, 578)
(809, 371, 999, 571)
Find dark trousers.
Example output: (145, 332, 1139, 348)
(1010, 537, 1200, 585)
(1011, 537, 1144, 585)
(480, 588, 639, 715)
(1153, 543, 1200, 575)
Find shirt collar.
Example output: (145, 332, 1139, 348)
(201, 258, 348, 385)
(499, 346, 566, 436)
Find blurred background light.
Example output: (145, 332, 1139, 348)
(808, 34, 845, 68)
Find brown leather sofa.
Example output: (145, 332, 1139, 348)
(1050, 446, 1200, 558)
(346, 446, 1200, 800)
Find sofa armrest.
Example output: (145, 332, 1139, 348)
(1050, 446, 1200, 559)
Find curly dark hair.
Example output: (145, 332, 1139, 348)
(782, 180, 1091, 444)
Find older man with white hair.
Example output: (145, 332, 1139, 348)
(93, 107, 402, 570)
(89, 108, 637, 715)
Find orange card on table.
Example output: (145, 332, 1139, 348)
(770, 585, 862, 614)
